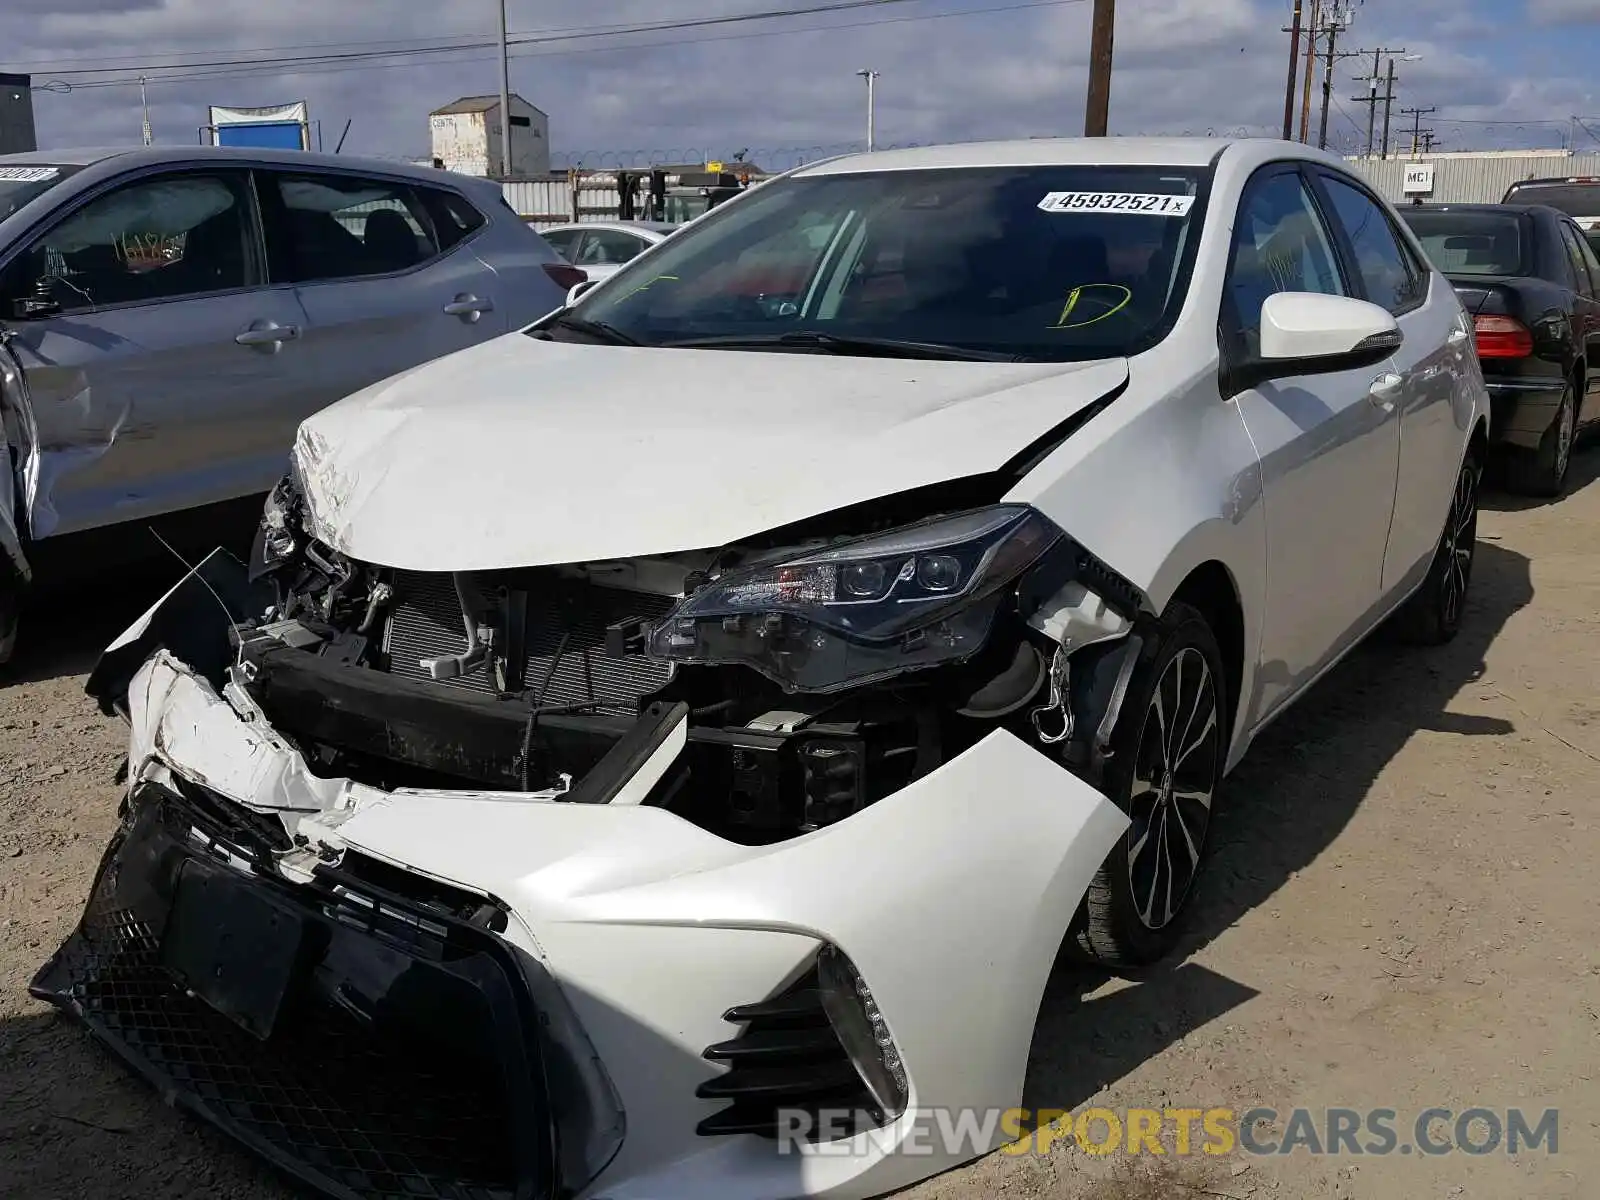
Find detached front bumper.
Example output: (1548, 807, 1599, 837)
(40, 563, 1129, 1200)
(31, 781, 557, 1200)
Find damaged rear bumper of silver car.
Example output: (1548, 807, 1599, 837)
(37, 552, 1130, 1200)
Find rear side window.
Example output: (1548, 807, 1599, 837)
(575, 229, 649, 266)
(416, 186, 486, 251)
(1317, 173, 1426, 314)
(541, 228, 581, 260)
(263, 171, 440, 283)
(1, 169, 256, 313)
(1557, 222, 1595, 295)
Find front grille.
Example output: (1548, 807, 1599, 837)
(695, 965, 879, 1140)
(31, 785, 553, 1200)
(383, 570, 674, 708)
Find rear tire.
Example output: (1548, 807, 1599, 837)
(1395, 445, 1481, 647)
(1505, 383, 1576, 498)
(1072, 602, 1225, 968)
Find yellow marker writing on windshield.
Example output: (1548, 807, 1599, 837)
(1051, 283, 1132, 329)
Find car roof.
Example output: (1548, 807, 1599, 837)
(0, 144, 490, 186)
(791, 136, 1337, 176)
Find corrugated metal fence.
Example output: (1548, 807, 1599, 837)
(1346, 154, 1600, 205)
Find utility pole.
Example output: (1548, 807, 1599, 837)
(1350, 46, 1404, 157)
(1421, 130, 1439, 154)
(1282, 0, 1304, 140)
(139, 75, 151, 146)
(1317, 12, 1356, 151)
(496, 0, 512, 179)
(1379, 58, 1397, 157)
(1401, 105, 1436, 157)
(856, 68, 880, 151)
(1084, 0, 1115, 136)
(1298, 0, 1321, 141)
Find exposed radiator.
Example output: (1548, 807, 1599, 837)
(382, 570, 676, 708)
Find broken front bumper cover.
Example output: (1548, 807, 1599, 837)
(30, 781, 557, 1200)
(41, 550, 1130, 1200)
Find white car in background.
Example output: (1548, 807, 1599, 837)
(42, 137, 1487, 1200)
(537, 219, 677, 281)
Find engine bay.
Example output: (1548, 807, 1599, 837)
(226, 471, 1148, 846)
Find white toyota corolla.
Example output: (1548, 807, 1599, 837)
(39, 137, 1487, 1200)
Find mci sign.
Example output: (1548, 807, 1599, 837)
(1403, 161, 1436, 196)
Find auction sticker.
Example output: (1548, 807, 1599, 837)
(1039, 191, 1194, 216)
(0, 166, 59, 183)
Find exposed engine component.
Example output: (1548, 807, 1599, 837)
(237, 471, 1144, 845)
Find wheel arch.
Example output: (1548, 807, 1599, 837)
(1167, 559, 1246, 751)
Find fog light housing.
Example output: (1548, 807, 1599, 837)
(816, 944, 908, 1125)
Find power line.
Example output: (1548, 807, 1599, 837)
(1346, 45, 1404, 157)
(14, 0, 943, 77)
(41, 0, 1090, 92)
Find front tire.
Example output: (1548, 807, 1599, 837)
(1072, 602, 1225, 968)
(1395, 446, 1481, 647)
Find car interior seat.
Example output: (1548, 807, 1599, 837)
(362, 208, 421, 272)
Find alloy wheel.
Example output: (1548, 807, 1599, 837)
(1125, 646, 1221, 931)
(1439, 459, 1479, 632)
(1554, 391, 1575, 484)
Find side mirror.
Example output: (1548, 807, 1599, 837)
(12, 277, 61, 320)
(566, 279, 598, 306)
(1231, 292, 1402, 392)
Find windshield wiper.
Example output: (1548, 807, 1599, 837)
(663, 330, 1030, 362)
(530, 312, 642, 345)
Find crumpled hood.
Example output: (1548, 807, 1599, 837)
(294, 333, 1127, 572)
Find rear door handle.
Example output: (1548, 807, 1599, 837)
(443, 294, 493, 321)
(235, 321, 299, 350)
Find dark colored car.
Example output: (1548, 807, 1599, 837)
(1401, 202, 1600, 496)
(1501, 177, 1600, 255)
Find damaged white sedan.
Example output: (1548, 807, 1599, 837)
(35, 138, 1488, 1200)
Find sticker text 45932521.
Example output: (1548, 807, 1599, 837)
(1038, 191, 1194, 217)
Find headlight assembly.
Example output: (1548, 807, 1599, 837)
(249, 470, 305, 581)
(646, 505, 1063, 692)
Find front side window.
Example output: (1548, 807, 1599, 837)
(1318, 173, 1424, 313)
(564, 165, 1207, 361)
(1224, 169, 1346, 349)
(265, 172, 439, 283)
(3, 170, 253, 313)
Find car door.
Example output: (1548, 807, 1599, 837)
(256, 168, 506, 421)
(1556, 218, 1600, 428)
(0, 166, 310, 539)
(1221, 165, 1401, 726)
(1310, 168, 1468, 598)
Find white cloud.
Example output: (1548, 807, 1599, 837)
(0, 0, 1591, 166)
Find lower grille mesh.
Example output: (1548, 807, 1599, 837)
(382, 570, 675, 708)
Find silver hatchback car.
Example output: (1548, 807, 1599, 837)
(0, 145, 580, 661)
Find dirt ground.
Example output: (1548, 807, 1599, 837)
(3, 451, 1598, 1200)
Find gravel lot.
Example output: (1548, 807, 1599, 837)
(3, 450, 1597, 1200)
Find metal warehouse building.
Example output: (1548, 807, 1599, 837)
(1347, 149, 1600, 206)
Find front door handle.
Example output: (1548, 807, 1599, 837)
(1368, 371, 1404, 409)
(235, 321, 300, 351)
(443, 294, 493, 322)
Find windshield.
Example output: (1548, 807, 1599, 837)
(0, 164, 83, 223)
(1400, 210, 1529, 276)
(563, 165, 1207, 361)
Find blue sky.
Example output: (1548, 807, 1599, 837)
(4, 0, 1600, 168)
